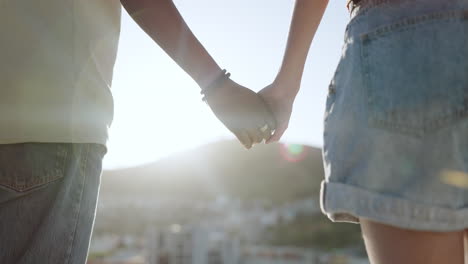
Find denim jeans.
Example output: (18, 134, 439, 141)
(321, 0, 468, 231)
(0, 143, 107, 264)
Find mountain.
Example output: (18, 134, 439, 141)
(96, 141, 367, 253)
(101, 140, 325, 204)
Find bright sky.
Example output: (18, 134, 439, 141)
(103, 0, 350, 169)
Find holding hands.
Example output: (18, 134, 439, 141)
(123, 0, 322, 151)
(203, 77, 277, 149)
(204, 74, 298, 149)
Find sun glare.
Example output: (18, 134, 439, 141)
(104, 60, 229, 169)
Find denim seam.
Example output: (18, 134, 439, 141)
(323, 181, 468, 231)
(347, 0, 463, 35)
(64, 144, 90, 264)
(0, 144, 69, 192)
(360, 10, 468, 137)
(361, 10, 466, 41)
(29, 144, 68, 192)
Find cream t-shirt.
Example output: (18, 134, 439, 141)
(0, 0, 121, 145)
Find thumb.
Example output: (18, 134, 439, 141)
(257, 92, 277, 130)
(266, 123, 287, 144)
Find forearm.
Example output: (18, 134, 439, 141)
(120, 0, 222, 88)
(276, 0, 329, 95)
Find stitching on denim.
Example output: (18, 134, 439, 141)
(327, 182, 468, 227)
(360, 10, 468, 137)
(359, 32, 372, 136)
(361, 10, 463, 41)
(64, 144, 90, 264)
(346, 0, 454, 34)
(26, 144, 68, 192)
(24, 144, 68, 192)
(0, 144, 70, 192)
(368, 106, 468, 137)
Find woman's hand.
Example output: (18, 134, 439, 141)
(204, 79, 276, 149)
(258, 78, 299, 143)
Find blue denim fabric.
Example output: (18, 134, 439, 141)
(0, 143, 106, 263)
(320, 0, 468, 231)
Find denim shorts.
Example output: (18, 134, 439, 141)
(320, 0, 468, 231)
(0, 143, 106, 264)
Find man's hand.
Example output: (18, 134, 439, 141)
(204, 79, 276, 149)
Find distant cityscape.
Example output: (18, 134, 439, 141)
(88, 195, 368, 264)
(88, 142, 368, 264)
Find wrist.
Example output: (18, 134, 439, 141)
(200, 69, 232, 102)
(196, 68, 225, 89)
(277, 60, 304, 82)
(276, 68, 302, 84)
(272, 75, 302, 98)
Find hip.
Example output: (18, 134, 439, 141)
(326, 0, 468, 137)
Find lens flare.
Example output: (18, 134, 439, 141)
(280, 143, 308, 163)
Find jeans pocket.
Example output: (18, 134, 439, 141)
(0, 143, 68, 192)
(360, 10, 468, 137)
